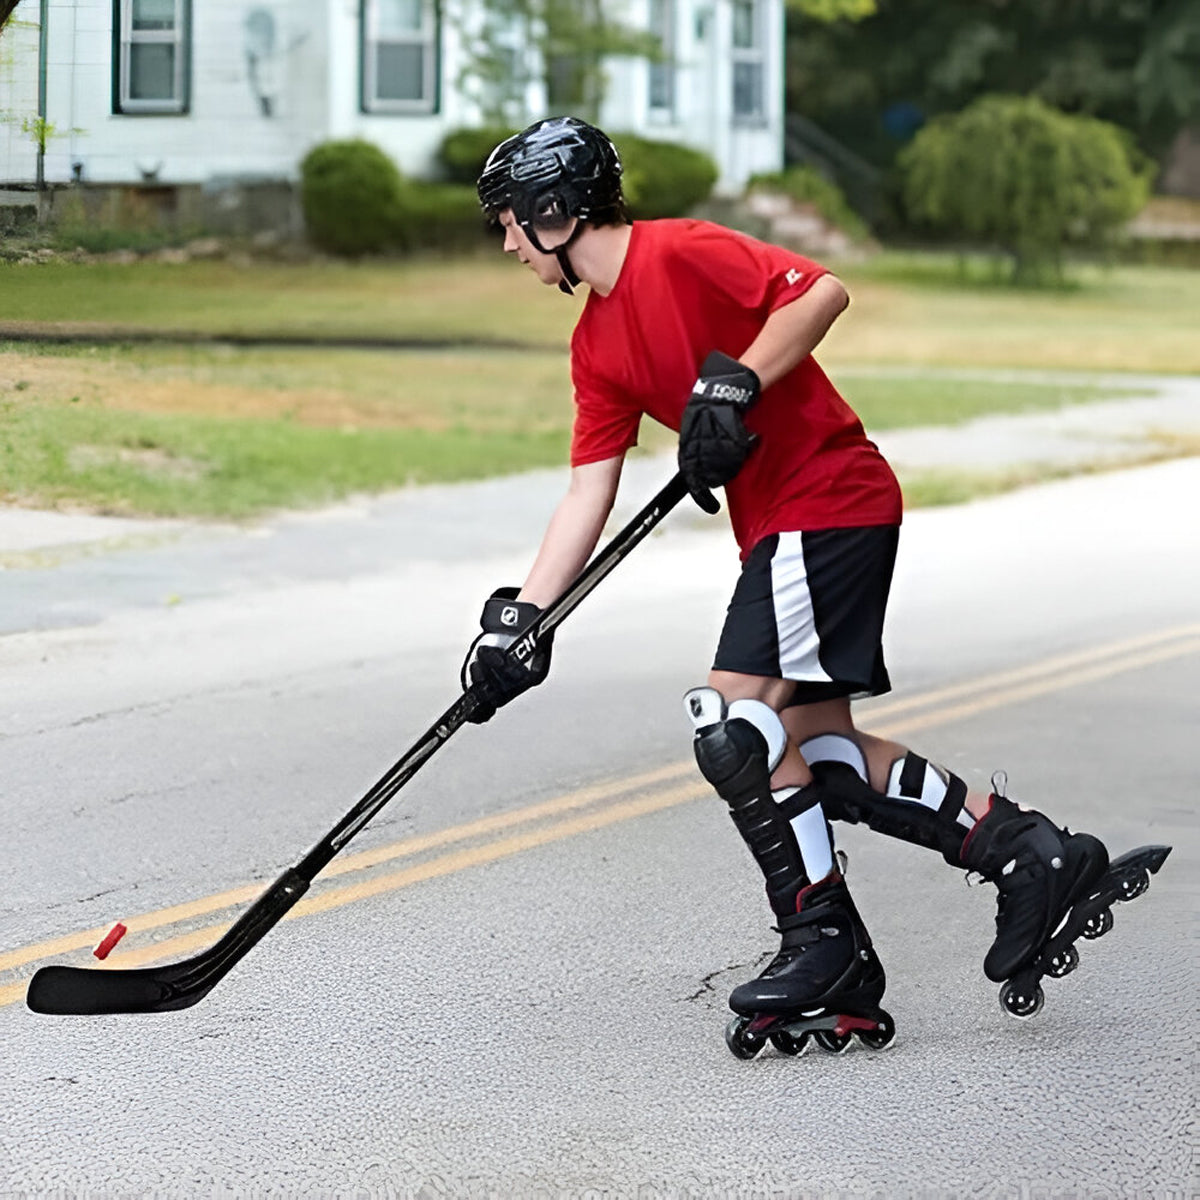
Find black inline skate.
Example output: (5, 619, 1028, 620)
(990, 844, 1173, 1018)
(725, 873, 895, 1060)
(683, 685, 895, 1061)
(961, 789, 1172, 1017)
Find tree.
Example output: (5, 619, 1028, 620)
(785, 0, 1200, 165)
(899, 94, 1152, 281)
(0, 1, 20, 34)
(455, 0, 660, 125)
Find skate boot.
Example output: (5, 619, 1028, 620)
(725, 873, 894, 1059)
(804, 740, 1174, 1019)
(684, 687, 894, 1060)
(961, 790, 1110, 985)
(964, 788, 1171, 1016)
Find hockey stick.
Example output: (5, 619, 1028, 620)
(27, 471, 691, 1016)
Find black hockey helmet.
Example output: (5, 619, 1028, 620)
(477, 116, 625, 255)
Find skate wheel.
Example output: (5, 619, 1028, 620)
(1080, 908, 1113, 940)
(770, 1030, 809, 1057)
(999, 979, 1044, 1019)
(813, 1029, 853, 1054)
(725, 1016, 765, 1061)
(1046, 943, 1080, 979)
(858, 1012, 896, 1051)
(1118, 869, 1150, 902)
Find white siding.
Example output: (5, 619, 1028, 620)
(0, 0, 784, 191)
(601, 0, 783, 193)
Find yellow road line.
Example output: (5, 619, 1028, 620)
(861, 623, 1200, 722)
(0, 760, 692, 974)
(0, 783, 708, 1009)
(3, 623, 1197, 1008)
(871, 637, 1200, 740)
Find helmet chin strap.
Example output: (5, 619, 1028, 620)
(555, 245, 581, 295)
(526, 219, 585, 295)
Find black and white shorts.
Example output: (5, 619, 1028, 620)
(712, 525, 899, 706)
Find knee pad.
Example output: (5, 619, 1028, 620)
(800, 733, 868, 782)
(684, 687, 789, 788)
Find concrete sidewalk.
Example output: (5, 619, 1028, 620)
(0, 369, 1196, 636)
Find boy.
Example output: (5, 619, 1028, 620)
(460, 117, 1163, 1057)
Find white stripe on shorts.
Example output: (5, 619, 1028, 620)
(770, 531, 834, 684)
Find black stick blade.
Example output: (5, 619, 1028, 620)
(27, 867, 310, 1016)
(27, 962, 214, 1015)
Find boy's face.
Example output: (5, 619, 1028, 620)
(498, 209, 575, 288)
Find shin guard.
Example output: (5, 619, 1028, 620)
(802, 736, 971, 867)
(686, 688, 833, 916)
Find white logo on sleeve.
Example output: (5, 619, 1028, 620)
(501, 606, 520, 626)
(785, 268, 804, 286)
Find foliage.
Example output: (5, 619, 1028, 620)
(20, 116, 54, 154)
(899, 96, 1152, 280)
(438, 125, 520, 185)
(747, 166, 870, 241)
(299, 140, 405, 257)
(785, 0, 875, 19)
(455, 0, 660, 125)
(394, 181, 487, 254)
(613, 135, 717, 219)
(785, 0, 1200, 164)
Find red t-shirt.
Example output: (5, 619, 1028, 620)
(570, 219, 902, 556)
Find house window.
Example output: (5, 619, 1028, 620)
(115, 0, 190, 114)
(648, 0, 675, 117)
(363, 0, 439, 113)
(731, 0, 764, 122)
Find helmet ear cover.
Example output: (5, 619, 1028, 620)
(514, 188, 578, 256)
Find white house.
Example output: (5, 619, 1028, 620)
(0, 0, 784, 198)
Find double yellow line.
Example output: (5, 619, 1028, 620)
(3, 623, 1197, 1011)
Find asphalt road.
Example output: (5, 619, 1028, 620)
(1, 459, 1197, 1198)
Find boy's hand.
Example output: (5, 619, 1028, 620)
(461, 588, 554, 723)
(678, 351, 760, 513)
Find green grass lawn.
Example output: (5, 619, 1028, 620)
(0, 338, 1147, 518)
(0, 256, 578, 348)
(1, 248, 1192, 519)
(3, 252, 1198, 372)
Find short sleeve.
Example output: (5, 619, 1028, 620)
(677, 225, 829, 319)
(570, 333, 641, 467)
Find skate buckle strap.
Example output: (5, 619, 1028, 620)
(897, 753, 928, 798)
(940, 774, 968, 823)
(775, 786, 823, 821)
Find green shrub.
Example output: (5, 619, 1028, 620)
(747, 166, 870, 241)
(394, 180, 488, 253)
(614, 134, 718, 218)
(300, 139, 405, 256)
(438, 126, 520, 185)
(898, 95, 1153, 282)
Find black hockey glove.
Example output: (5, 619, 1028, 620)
(677, 350, 761, 514)
(460, 587, 554, 724)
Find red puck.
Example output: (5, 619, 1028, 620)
(93, 922, 128, 960)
